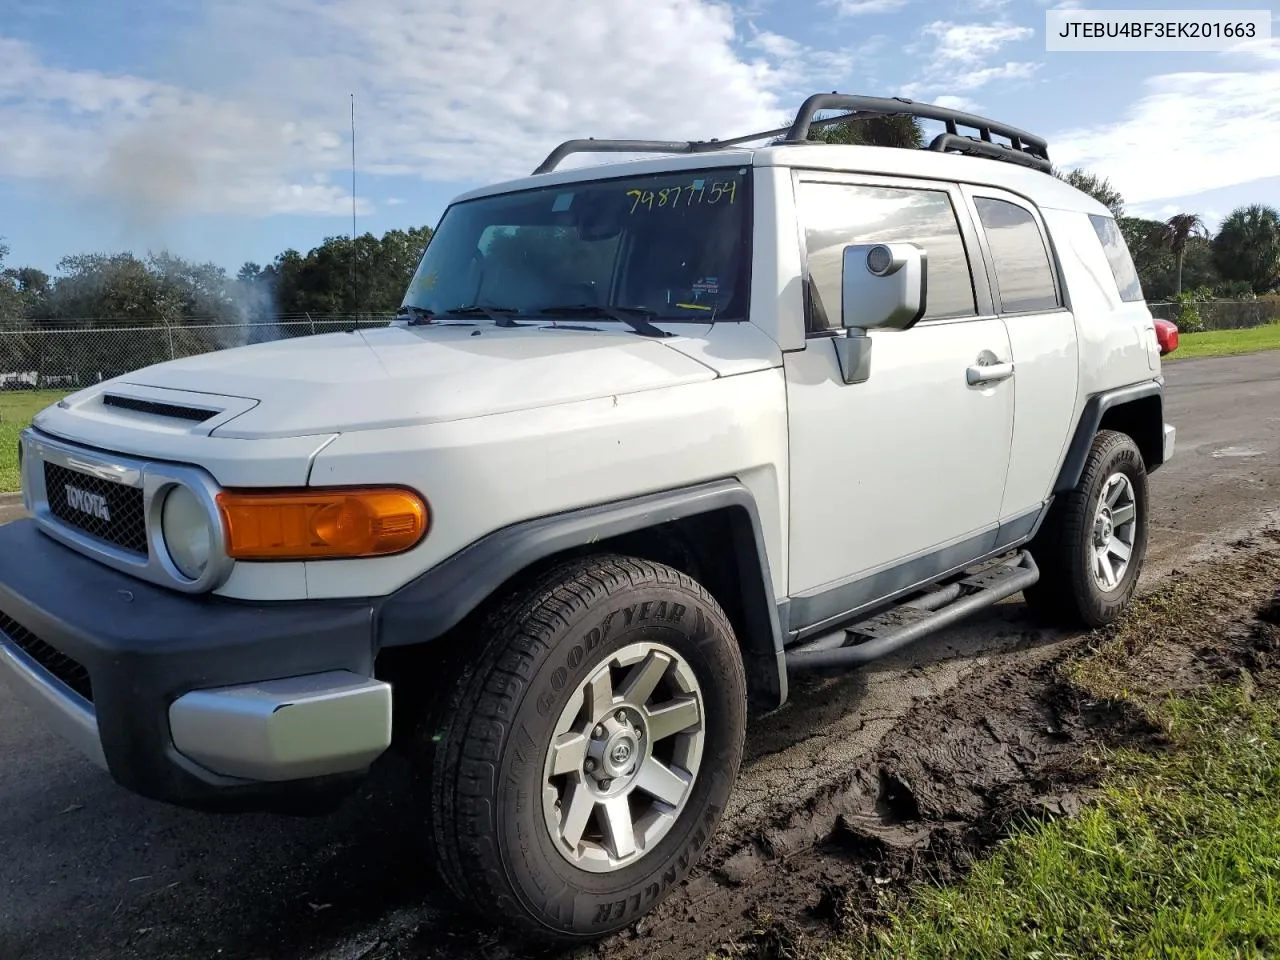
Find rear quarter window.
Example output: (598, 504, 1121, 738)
(1088, 213, 1144, 303)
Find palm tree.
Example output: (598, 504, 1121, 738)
(803, 112, 925, 148)
(1211, 204, 1280, 294)
(1149, 213, 1207, 296)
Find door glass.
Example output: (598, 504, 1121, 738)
(974, 197, 1060, 313)
(796, 181, 978, 332)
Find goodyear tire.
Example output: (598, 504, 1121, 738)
(427, 554, 747, 942)
(1024, 429, 1150, 628)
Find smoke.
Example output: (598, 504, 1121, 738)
(227, 273, 280, 347)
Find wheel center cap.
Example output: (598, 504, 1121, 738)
(602, 735, 637, 778)
(610, 739, 634, 766)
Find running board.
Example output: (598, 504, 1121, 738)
(784, 551, 1040, 672)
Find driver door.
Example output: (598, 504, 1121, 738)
(783, 172, 1015, 629)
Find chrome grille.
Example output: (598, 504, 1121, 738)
(43, 461, 148, 555)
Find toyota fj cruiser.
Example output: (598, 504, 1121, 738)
(0, 94, 1174, 943)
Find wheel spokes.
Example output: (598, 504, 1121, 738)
(549, 731, 589, 777)
(633, 757, 690, 807)
(1112, 503, 1136, 527)
(584, 665, 615, 721)
(600, 795, 637, 860)
(560, 780, 596, 850)
(645, 696, 700, 742)
(617, 651, 670, 707)
(1096, 548, 1118, 589)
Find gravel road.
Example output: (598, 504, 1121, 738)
(2, 351, 1278, 960)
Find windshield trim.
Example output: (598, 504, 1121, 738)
(404, 164, 754, 325)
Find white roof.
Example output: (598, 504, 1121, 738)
(449, 143, 1111, 218)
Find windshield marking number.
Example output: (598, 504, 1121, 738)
(626, 179, 737, 215)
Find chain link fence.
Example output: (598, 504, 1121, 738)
(1147, 298, 1280, 330)
(2, 299, 1277, 395)
(0, 316, 393, 393)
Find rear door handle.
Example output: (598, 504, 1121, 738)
(966, 360, 1014, 385)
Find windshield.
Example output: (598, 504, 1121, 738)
(401, 166, 751, 323)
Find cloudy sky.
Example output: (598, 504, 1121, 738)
(2, 0, 1277, 274)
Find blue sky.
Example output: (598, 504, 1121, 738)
(1, 0, 1277, 276)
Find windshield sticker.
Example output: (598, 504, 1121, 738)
(551, 192, 575, 212)
(692, 277, 719, 296)
(626, 179, 738, 214)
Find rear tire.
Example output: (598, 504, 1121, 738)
(426, 554, 746, 943)
(1024, 429, 1149, 628)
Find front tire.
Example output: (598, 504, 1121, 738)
(427, 554, 747, 942)
(1025, 429, 1150, 628)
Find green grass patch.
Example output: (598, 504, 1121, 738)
(0, 390, 63, 493)
(1167, 322, 1280, 361)
(832, 682, 1280, 960)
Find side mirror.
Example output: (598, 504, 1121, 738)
(834, 242, 927, 384)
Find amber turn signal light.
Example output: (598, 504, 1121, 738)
(216, 487, 428, 561)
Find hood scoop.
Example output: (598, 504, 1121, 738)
(101, 392, 219, 424)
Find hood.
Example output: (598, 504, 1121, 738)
(113, 323, 721, 439)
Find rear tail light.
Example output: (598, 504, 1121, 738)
(1154, 319, 1179, 356)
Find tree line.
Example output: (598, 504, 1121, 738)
(2, 112, 1277, 343)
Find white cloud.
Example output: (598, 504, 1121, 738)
(1224, 37, 1280, 62)
(1051, 70, 1280, 205)
(932, 94, 982, 112)
(1, 0, 851, 220)
(949, 61, 1040, 91)
(923, 21, 1033, 63)
(899, 20, 1038, 103)
(821, 0, 908, 15)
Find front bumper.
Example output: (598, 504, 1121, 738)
(0, 519, 390, 812)
(1163, 422, 1176, 463)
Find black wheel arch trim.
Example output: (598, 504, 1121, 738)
(1054, 379, 1164, 495)
(376, 478, 788, 707)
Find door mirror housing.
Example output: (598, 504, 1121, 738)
(841, 242, 927, 332)
(833, 242, 927, 386)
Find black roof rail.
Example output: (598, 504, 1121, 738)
(784, 93, 1051, 173)
(532, 92, 1051, 175)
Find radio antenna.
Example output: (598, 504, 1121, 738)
(350, 93, 358, 311)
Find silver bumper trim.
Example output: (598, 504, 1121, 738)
(0, 637, 107, 770)
(168, 671, 393, 782)
(1163, 422, 1176, 462)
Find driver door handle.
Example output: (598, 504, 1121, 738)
(966, 360, 1014, 385)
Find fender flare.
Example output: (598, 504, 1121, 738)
(1054, 380, 1164, 495)
(376, 478, 788, 706)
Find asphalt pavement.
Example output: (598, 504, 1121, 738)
(1, 350, 1278, 960)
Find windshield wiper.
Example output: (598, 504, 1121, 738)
(441, 305, 528, 328)
(536, 304, 672, 338)
(396, 305, 436, 326)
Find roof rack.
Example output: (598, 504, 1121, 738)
(532, 92, 1052, 175)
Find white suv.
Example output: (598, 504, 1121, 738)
(0, 94, 1173, 943)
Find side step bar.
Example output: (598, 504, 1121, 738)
(785, 551, 1040, 672)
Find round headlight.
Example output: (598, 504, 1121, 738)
(161, 485, 213, 580)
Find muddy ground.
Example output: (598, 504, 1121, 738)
(316, 531, 1276, 960)
(2, 352, 1279, 960)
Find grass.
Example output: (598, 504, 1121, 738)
(1167, 322, 1280, 361)
(831, 683, 1280, 960)
(0, 390, 63, 493)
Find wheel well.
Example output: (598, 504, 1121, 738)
(1055, 386, 1165, 494)
(1098, 394, 1163, 470)
(379, 506, 784, 719)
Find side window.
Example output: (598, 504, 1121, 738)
(973, 197, 1060, 313)
(1089, 213, 1144, 302)
(796, 181, 977, 332)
